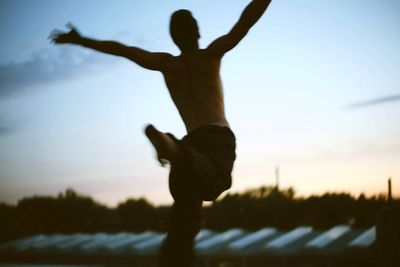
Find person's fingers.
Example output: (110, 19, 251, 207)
(49, 30, 61, 37)
(49, 29, 74, 43)
(50, 35, 62, 43)
(66, 22, 77, 31)
(53, 35, 66, 44)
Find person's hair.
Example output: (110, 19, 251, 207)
(170, 9, 199, 51)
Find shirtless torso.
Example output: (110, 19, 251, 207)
(163, 50, 228, 132)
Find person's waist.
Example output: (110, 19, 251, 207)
(187, 120, 230, 133)
(186, 123, 235, 140)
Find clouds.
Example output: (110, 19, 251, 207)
(347, 94, 400, 109)
(0, 123, 14, 136)
(0, 46, 113, 98)
(0, 114, 21, 136)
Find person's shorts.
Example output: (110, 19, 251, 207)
(168, 125, 236, 201)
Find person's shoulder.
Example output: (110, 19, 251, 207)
(201, 46, 225, 60)
(161, 53, 184, 73)
(154, 52, 176, 67)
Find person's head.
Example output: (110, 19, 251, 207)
(170, 9, 200, 52)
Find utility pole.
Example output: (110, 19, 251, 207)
(388, 177, 392, 205)
(275, 166, 280, 191)
(377, 177, 398, 266)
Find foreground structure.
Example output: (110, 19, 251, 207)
(0, 225, 376, 267)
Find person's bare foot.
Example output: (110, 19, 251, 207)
(144, 124, 182, 166)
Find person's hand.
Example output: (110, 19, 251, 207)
(49, 23, 81, 44)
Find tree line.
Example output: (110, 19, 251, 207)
(0, 186, 395, 242)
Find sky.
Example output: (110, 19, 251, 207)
(0, 0, 399, 206)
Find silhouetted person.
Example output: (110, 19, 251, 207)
(51, 0, 272, 266)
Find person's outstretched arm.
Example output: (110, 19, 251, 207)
(50, 24, 172, 71)
(207, 0, 272, 56)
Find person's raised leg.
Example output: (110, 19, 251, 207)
(144, 124, 183, 166)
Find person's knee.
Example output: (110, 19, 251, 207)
(201, 175, 232, 201)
